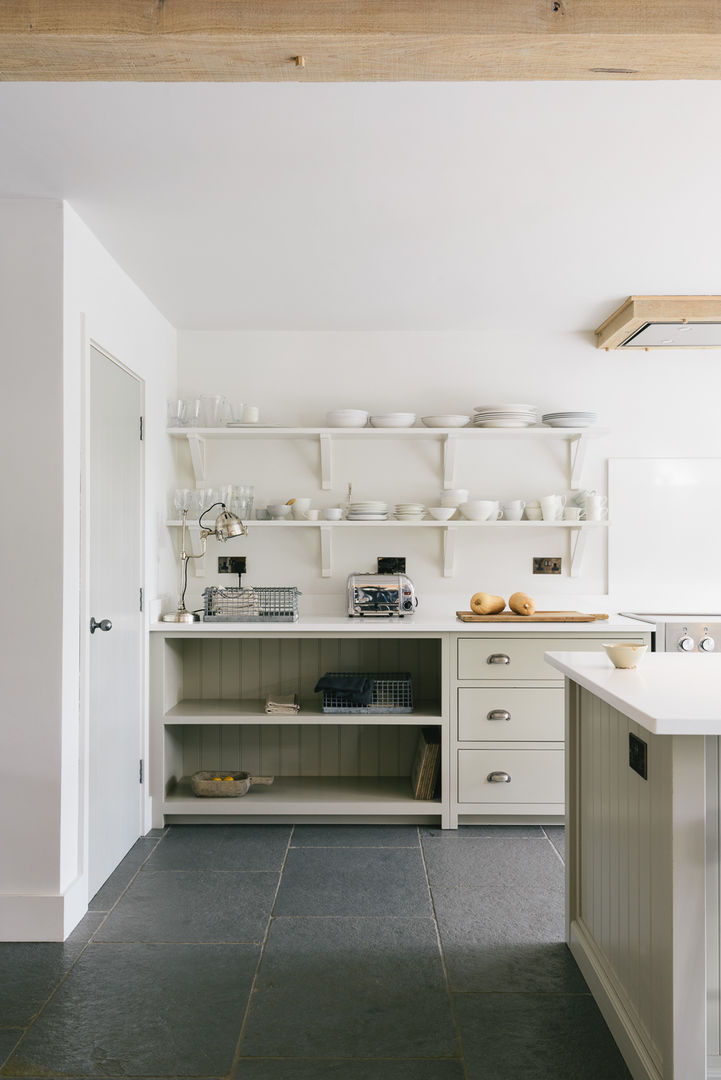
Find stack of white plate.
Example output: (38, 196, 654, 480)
(394, 503, 425, 521)
(473, 403, 539, 428)
(541, 411, 599, 428)
(347, 501, 389, 520)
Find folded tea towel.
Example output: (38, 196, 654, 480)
(265, 694, 300, 715)
(314, 674, 373, 706)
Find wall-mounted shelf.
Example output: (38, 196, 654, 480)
(168, 426, 607, 492)
(166, 518, 608, 578)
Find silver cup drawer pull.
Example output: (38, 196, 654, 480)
(487, 653, 510, 665)
(488, 771, 512, 783)
(487, 709, 511, 722)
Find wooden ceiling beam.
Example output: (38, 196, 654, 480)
(2, 1, 721, 81)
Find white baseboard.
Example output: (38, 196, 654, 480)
(0, 875, 88, 941)
(570, 919, 663, 1080)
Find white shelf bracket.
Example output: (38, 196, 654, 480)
(569, 433, 588, 490)
(187, 434, 207, 485)
(319, 434, 333, 490)
(569, 525, 589, 578)
(443, 526, 458, 578)
(320, 525, 333, 578)
(442, 433, 459, 490)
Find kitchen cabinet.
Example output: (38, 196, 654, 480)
(167, 425, 609, 578)
(150, 619, 650, 829)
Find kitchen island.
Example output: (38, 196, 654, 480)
(149, 614, 648, 829)
(545, 651, 721, 1080)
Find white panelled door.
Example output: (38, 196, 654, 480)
(88, 346, 143, 897)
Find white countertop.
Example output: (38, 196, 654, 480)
(545, 651, 721, 735)
(151, 613, 649, 635)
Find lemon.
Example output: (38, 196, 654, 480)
(222, 775, 235, 781)
(211, 776, 222, 782)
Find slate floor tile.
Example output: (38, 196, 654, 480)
(89, 837, 160, 910)
(421, 824, 545, 839)
(65, 911, 107, 944)
(95, 870, 278, 943)
(239, 917, 457, 1059)
(291, 824, 420, 847)
(454, 992, 632, 1080)
(432, 885, 586, 993)
(234, 1060, 464, 1079)
(0, 941, 84, 1026)
(544, 824, 566, 863)
(274, 848, 430, 916)
(422, 835, 563, 889)
(145, 824, 291, 871)
(0, 1031, 21, 1068)
(3, 942, 259, 1077)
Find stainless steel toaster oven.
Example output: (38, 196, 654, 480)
(346, 573, 417, 617)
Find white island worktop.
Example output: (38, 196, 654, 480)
(545, 651, 721, 735)
(546, 649, 721, 1080)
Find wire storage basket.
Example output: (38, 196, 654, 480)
(202, 586, 301, 622)
(320, 672, 413, 714)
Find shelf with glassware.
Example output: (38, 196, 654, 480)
(167, 425, 609, 492)
(165, 517, 608, 579)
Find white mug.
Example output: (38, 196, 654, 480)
(304, 509, 320, 521)
(585, 505, 608, 521)
(524, 507, 543, 520)
(291, 498, 312, 519)
(563, 506, 582, 521)
(475, 500, 502, 521)
(502, 500, 526, 521)
(584, 493, 607, 508)
(540, 494, 566, 521)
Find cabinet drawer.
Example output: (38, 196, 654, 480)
(458, 749, 564, 804)
(457, 635, 645, 681)
(457, 686, 563, 742)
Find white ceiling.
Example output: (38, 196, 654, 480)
(0, 81, 720, 331)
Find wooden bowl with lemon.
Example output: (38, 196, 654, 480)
(190, 771, 274, 797)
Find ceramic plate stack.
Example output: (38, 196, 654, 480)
(347, 501, 389, 520)
(394, 503, 425, 521)
(472, 403, 539, 428)
(541, 411, 599, 428)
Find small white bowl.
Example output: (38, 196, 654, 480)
(602, 642, 648, 669)
(428, 507, 456, 521)
(421, 415, 471, 428)
(321, 507, 343, 520)
(326, 410, 369, 427)
(267, 503, 292, 519)
(369, 413, 417, 428)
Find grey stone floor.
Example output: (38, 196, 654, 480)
(0, 823, 631, 1079)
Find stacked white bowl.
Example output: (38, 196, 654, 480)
(369, 413, 416, 427)
(326, 409, 369, 427)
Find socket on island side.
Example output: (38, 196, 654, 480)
(533, 557, 562, 574)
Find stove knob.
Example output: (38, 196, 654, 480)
(700, 635, 716, 652)
(678, 635, 695, 652)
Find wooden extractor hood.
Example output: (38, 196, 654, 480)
(595, 296, 721, 349)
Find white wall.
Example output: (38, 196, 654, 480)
(178, 329, 721, 614)
(0, 199, 177, 940)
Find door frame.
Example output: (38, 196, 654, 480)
(79, 326, 146, 903)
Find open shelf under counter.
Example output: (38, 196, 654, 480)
(163, 775, 441, 817)
(164, 698, 443, 725)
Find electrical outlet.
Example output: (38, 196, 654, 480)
(629, 732, 648, 780)
(533, 557, 562, 574)
(218, 556, 247, 575)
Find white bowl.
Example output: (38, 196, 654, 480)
(326, 410, 369, 427)
(459, 500, 501, 521)
(321, 507, 343, 520)
(267, 504, 292, 519)
(428, 507, 456, 521)
(602, 642, 648, 669)
(421, 415, 471, 428)
(369, 413, 417, 428)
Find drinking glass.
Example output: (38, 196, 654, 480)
(172, 488, 192, 519)
(229, 484, 254, 518)
(167, 399, 187, 427)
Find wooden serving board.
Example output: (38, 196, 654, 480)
(456, 610, 609, 623)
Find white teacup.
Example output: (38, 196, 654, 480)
(563, 507, 582, 521)
(291, 498, 312, 519)
(502, 500, 525, 521)
(540, 494, 566, 521)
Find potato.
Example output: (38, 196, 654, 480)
(509, 591, 536, 616)
(470, 592, 506, 615)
